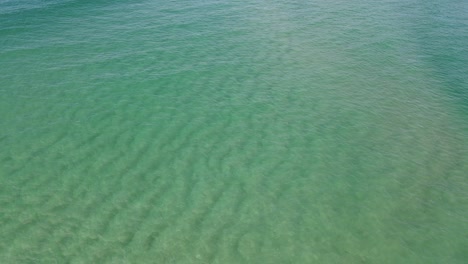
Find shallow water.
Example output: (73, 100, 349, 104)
(1, 0, 467, 263)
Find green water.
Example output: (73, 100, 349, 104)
(1, 0, 467, 263)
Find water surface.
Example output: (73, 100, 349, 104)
(1, 0, 467, 263)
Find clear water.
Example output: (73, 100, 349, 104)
(1, 0, 467, 263)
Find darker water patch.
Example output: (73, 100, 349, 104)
(405, 1, 468, 115)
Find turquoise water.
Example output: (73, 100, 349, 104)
(1, 0, 467, 263)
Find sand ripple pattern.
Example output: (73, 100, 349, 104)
(1, 0, 467, 263)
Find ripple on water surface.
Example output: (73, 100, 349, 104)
(0, 0, 467, 263)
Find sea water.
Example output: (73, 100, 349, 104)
(1, 0, 467, 263)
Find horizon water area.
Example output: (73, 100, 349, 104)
(1, 0, 467, 263)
